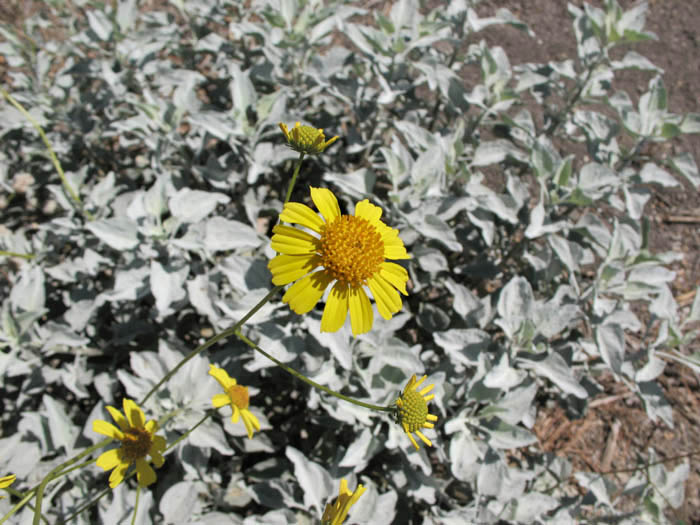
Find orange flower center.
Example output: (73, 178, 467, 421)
(319, 215, 384, 288)
(121, 428, 153, 462)
(227, 384, 250, 410)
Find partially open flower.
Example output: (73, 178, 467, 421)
(395, 374, 439, 450)
(268, 187, 410, 336)
(0, 474, 16, 498)
(279, 121, 338, 155)
(209, 364, 261, 439)
(322, 478, 365, 525)
(93, 399, 166, 488)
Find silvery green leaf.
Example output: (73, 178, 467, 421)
(622, 185, 650, 220)
(189, 423, 234, 456)
(525, 201, 567, 239)
(648, 460, 689, 510)
(324, 168, 376, 200)
(472, 139, 524, 167)
(415, 247, 448, 274)
(86, 9, 113, 41)
(639, 163, 679, 187)
(86, 217, 140, 251)
(43, 395, 78, 454)
(412, 214, 461, 252)
(187, 274, 222, 324)
(433, 329, 490, 367)
(204, 217, 262, 252)
(483, 353, 524, 391)
(635, 352, 665, 382)
(443, 278, 481, 318)
(449, 430, 482, 482)
(116, 0, 137, 32)
(40, 321, 90, 352)
(88, 171, 117, 208)
(611, 51, 661, 72)
(595, 323, 625, 375)
(679, 113, 700, 134)
(309, 326, 352, 370)
(10, 265, 45, 313)
(285, 446, 332, 516)
(160, 481, 206, 524)
(100, 264, 149, 302)
(670, 152, 700, 187)
(505, 492, 559, 521)
(480, 418, 537, 449)
(518, 351, 587, 398)
(477, 455, 527, 499)
(150, 261, 189, 316)
(574, 472, 614, 507)
(497, 277, 534, 339)
(548, 234, 578, 276)
(638, 381, 673, 427)
(170, 188, 230, 223)
(578, 163, 619, 199)
(339, 428, 379, 472)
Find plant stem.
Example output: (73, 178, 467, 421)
(235, 330, 394, 413)
(130, 486, 141, 525)
(284, 152, 305, 204)
(0, 250, 35, 259)
(139, 285, 283, 405)
(0, 88, 94, 221)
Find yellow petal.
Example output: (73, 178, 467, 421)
(105, 405, 129, 432)
(270, 224, 320, 255)
(354, 199, 382, 224)
(406, 432, 420, 450)
(231, 405, 240, 423)
(321, 281, 350, 332)
(135, 458, 157, 487)
(208, 364, 234, 390)
(379, 262, 408, 295)
(93, 420, 125, 440)
(96, 448, 124, 471)
(310, 187, 341, 224)
(123, 399, 145, 429)
(348, 286, 373, 336)
(415, 430, 433, 447)
(378, 224, 410, 260)
(145, 419, 158, 435)
(0, 475, 15, 489)
(268, 254, 321, 286)
(108, 462, 130, 488)
(367, 274, 402, 320)
(241, 410, 261, 439)
(212, 393, 231, 408)
(279, 202, 324, 233)
(282, 271, 333, 314)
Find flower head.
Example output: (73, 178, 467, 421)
(268, 187, 410, 336)
(93, 399, 166, 488)
(0, 474, 15, 498)
(322, 478, 365, 525)
(395, 374, 438, 450)
(279, 121, 338, 155)
(209, 364, 261, 439)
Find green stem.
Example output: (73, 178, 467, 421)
(235, 330, 394, 413)
(284, 152, 305, 204)
(31, 438, 111, 525)
(139, 285, 283, 405)
(0, 88, 94, 221)
(0, 250, 35, 260)
(130, 486, 141, 525)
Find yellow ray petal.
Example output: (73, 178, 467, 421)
(354, 199, 382, 224)
(268, 254, 320, 285)
(283, 271, 334, 314)
(310, 187, 341, 224)
(93, 420, 125, 440)
(270, 225, 321, 255)
(123, 399, 145, 429)
(108, 462, 130, 488)
(379, 262, 409, 295)
(208, 364, 234, 390)
(105, 405, 129, 432)
(135, 458, 157, 487)
(96, 448, 124, 471)
(279, 202, 325, 233)
(321, 281, 350, 332)
(367, 274, 402, 320)
(348, 286, 373, 336)
(212, 393, 231, 408)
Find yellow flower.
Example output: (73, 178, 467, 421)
(268, 187, 410, 336)
(279, 121, 338, 155)
(395, 374, 438, 450)
(0, 474, 15, 498)
(93, 399, 166, 488)
(209, 364, 261, 439)
(322, 478, 366, 525)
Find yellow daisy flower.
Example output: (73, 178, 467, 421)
(209, 364, 261, 439)
(0, 474, 15, 498)
(279, 121, 338, 155)
(395, 374, 439, 450)
(93, 398, 166, 488)
(268, 187, 410, 336)
(322, 478, 366, 525)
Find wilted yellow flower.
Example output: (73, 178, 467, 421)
(0, 474, 15, 498)
(268, 187, 410, 336)
(322, 478, 365, 525)
(93, 399, 166, 488)
(395, 374, 438, 450)
(279, 121, 338, 155)
(209, 364, 261, 439)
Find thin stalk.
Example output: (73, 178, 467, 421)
(284, 152, 305, 204)
(235, 330, 394, 413)
(130, 486, 141, 525)
(0, 88, 94, 221)
(0, 251, 35, 259)
(139, 285, 282, 405)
